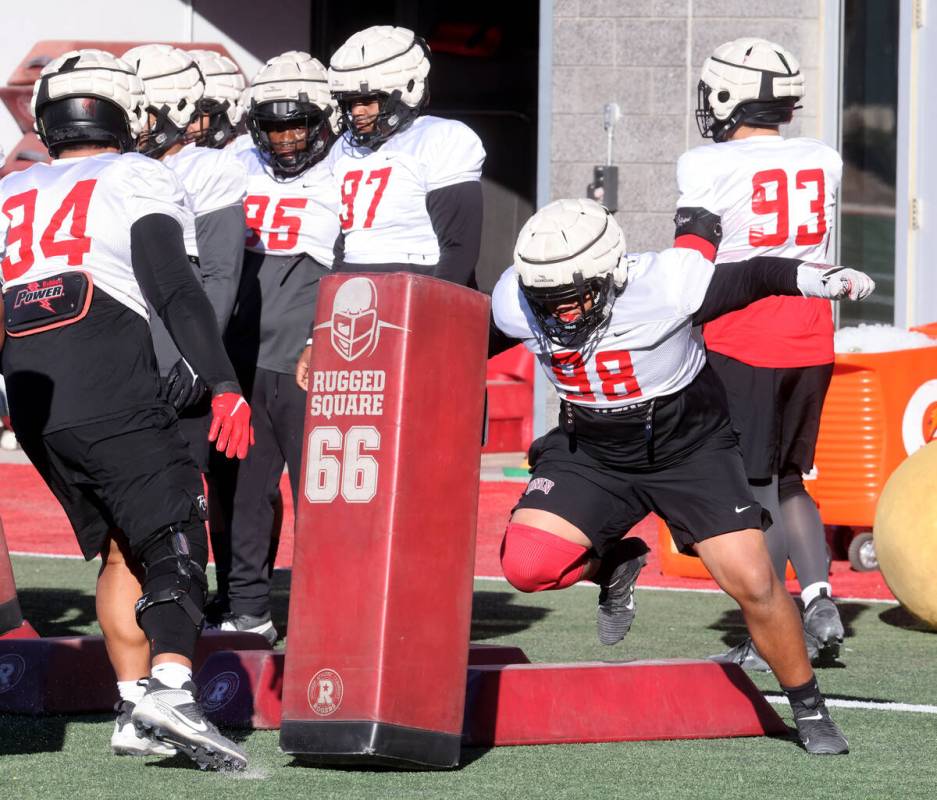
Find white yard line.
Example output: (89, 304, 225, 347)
(473, 574, 899, 605)
(764, 695, 937, 715)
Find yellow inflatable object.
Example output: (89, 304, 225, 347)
(873, 440, 937, 628)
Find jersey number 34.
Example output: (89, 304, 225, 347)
(2, 180, 97, 281)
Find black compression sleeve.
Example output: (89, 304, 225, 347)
(692, 256, 802, 326)
(130, 213, 240, 394)
(426, 181, 483, 288)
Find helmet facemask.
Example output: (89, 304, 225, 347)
(336, 87, 426, 148)
(188, 97, 237, 148)
(248, 97, 334, 176)
(138, 103, 194, 158)
(697, 79, 800, 143)
(522, 272, 619, 349)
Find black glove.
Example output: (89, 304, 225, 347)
(162, 357, 207, 412)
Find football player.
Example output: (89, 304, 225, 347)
(294, 24, 485, 391)
(491, 198, 872, 754)
(675, 38, 845, 669)
(0, 50, 252, 769)
(208, 51, 340, 642)
(122, 44, 247, 477)
(186, 49, 247, 149)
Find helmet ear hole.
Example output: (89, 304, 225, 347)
(717, 90, 731, 103)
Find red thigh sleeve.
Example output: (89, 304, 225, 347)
(499, 522, 590, 592)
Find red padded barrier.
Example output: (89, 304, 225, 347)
(280, 273, 490, 768)
(197, 644, 531, 730)
(462, 660, 788, 746)
(0, 631, 271, 714)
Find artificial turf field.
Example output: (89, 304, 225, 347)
(2, 554, 936, 800)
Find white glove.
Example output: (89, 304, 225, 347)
(797, 264, 876, 301)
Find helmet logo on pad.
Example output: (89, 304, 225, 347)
(308, 668, 343, 715)
(316, 277, 408, 362)
(200, 671, 240, 712)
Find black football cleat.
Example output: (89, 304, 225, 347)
(790, 694, 849, 755)
(803, 589, 845, 661)
(597, 544, 648, 646)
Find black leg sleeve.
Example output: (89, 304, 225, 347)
(130, 213, 241, 394)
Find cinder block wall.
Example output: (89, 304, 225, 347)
(550, 0, 821, 253)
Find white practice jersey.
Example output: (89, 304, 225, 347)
(162, 142, 247, 256)
(238, 146, 340, 267)
(322, 115, 485, 266)
(676, 136, 842, 264)
(0, 153, 189, 318)
(492, 248, 716, 409)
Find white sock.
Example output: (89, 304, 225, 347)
(151, 662, 193, 690)
(117, 680, 146, 704)
(801, 581, 832, 608)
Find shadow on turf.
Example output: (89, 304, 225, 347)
(0, 714, 68, 755)
(15, 588, 98, 636)
(707, 601, 870, 669)
(470, 591, 551, 641)
(878, 605, 937, 634)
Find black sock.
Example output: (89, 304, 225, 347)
(782, 675, 822, 709)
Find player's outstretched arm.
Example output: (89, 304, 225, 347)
(130, 213, 253, 459)
(691, 257, 875, 326)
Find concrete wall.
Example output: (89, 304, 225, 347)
(549, 0, 822, 253)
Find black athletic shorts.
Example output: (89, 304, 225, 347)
(708, 352, 834, 482)
(513, 422, 767, 557)
(18, 406, 206, 560)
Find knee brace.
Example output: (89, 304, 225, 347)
(134, 516, 208, 657)
(779, 471, 808, 502)
(499, 523, 591, 593)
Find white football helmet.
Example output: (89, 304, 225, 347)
(328, 25, 430, 146)
(187, 49, 246, 148)
(514, 198, 627, 347)
(697, 37, 805, 142)
(122, 44, 205, 157)
(244, 51, 335, 175)
(31, 49, 146, 157)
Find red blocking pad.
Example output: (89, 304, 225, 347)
(461, 660, 788, 746)
(280, 273, 490, 769)
(199, 644, 533, 730)
(0, 630, 271, 714)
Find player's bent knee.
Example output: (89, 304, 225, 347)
(500, 522, 590, 593)
(133, 513, 209, 657)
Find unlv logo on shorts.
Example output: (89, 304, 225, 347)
(315, 277, 407, 362)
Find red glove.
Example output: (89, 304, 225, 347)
(209, 392, 254, 459)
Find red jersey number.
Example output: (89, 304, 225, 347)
(749, 169, 826, 248)
(339, 167, 392, 231)
(2, 179, 97, 281)
(244, 195, 307, 251)
(550, 349, 642, 403)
